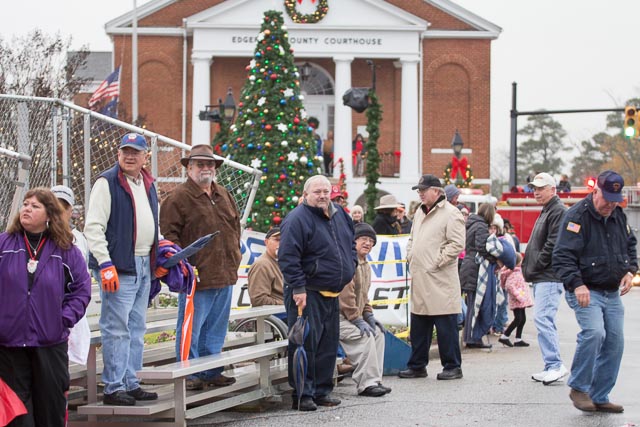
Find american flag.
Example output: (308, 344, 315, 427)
(88, 66, 120, 109)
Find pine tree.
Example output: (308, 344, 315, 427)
(223, 10, 321, 232)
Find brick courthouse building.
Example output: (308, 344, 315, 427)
(105, 0, 500, 205)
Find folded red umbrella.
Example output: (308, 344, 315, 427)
(0, 378, 27, 426)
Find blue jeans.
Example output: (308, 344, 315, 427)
(493, 288, 509, 333)
(565, 290, 624, 404)
(533, 282, 564, 371)
(97, 256, 151, 395)
(175, 286, 233, 380)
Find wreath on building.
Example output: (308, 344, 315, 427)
(284, 0, 329, 24)
(443, 158, 474, 188)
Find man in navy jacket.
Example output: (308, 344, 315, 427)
(279, 175, 357, 411)
(553, 170, 637, 413)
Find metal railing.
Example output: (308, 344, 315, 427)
(0, 94, 262, 231)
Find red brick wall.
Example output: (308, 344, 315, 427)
(111, 1, 492, 180)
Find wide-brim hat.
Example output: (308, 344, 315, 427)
(375, 194, 401, 210)
(180, 144, 223, 167)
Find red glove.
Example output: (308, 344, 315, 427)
(100, 262, 119, 293)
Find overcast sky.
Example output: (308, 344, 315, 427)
(2, 0, 639, 182)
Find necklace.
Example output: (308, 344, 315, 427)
(23, 232, 46, 274)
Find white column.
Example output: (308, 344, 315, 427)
(191, 53, 212, 146)
(399, 56, 420, 179)
(333, 55, 354, 178)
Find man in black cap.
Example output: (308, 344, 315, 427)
(338, 222, 391, 398)
(248, 227, 284, 314)
(399, 174, 465, 380)
(553, 170, 637, 413)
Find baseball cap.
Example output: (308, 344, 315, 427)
(119, 133, 148, 151)
(51, 185, 75, 207)
(265, 227, 281, 239)
(597, 170, 624, 202)
(330, 185, 343, 201)
(412, 174, 442, 190)
(528, 172, 556, 188)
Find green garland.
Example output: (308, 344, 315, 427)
(442, 162, 474, 187)
(284, 0, 329, 24)
(364, 90, 382, 224)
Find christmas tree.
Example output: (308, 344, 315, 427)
(223, 10, 322, 232)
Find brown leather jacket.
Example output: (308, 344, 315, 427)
(160, 177, 241, 289)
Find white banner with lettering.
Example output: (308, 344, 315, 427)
(233, 230, 411, 327)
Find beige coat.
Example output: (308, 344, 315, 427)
(406, 197, 465, 316)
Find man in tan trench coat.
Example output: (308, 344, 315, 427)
(398, 174, 466, 380)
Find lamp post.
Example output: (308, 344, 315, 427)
(300, 62, 312, 82)
(199, 87, 236, 147)
(451, 129, 464, 158)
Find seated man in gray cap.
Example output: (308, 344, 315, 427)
(339, 222, 391, 397)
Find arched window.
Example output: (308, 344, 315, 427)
(298, 62, 334, 96)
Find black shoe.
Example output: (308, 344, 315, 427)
(376, 382, 392, 394)
(398, 368, 427, 378)
(437, 368, 463, 380)
(465, 342, 492, 349)
(359, 385, 387, 397)
(292, 396, 317, 411)
(514, 340, 530, 347)
(103, 390, 136, 406)
(498, 337, 514, 347)
(207, 374, 236, 387)
(314, 395, 341, 407)
(127, 387, 158, 401)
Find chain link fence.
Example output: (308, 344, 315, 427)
(0, 94, 262, 232)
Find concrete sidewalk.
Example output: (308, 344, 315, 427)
(195, 288, 640, 426)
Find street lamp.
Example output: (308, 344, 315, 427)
(300, 62, 312, 82)
(451, 130, 464, 158)
(198, 87, 236, 123)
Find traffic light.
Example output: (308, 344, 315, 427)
(624, 106, 638, 138)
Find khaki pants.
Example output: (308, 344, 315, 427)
(339, 315, 385, 393)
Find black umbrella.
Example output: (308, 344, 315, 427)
(288, 305, 309, 409)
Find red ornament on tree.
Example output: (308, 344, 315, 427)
(270, 74, 278, 80)
(265, 124, 272, 131)
(273, 216, 282, 225)
(293, 117, 300, 124)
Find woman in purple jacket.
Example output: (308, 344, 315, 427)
(0, 187, 91, 427)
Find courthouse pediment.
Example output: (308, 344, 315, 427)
(185, 0, 428, 30)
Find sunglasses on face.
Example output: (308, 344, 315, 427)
(192, 160, 216, 169)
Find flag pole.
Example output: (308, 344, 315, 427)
(132, 0, 139, 123)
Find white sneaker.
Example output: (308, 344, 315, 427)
(531, 370, 548, 382)
(542, 365, 568, 385)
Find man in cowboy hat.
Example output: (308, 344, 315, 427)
(372, 194, 402, 235)
(160, 144, 241, 390)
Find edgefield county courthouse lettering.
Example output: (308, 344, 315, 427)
(231, 36, 384, 46)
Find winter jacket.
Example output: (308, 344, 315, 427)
(522, 195, 566, 283)
(339, 257, 373, 321)
(160, 177, 242, 289)
(0, 233, 91, 347)
(87, 163, 159, 276)
(248, 252, 284, 306)
(500, 266, 533, 310)
(279, 202, 357, 294)
(406, 196, 465, 315)
(553, 194, 638, 292)
(460, 214, 492, 292)
(372, 213, 401, 235)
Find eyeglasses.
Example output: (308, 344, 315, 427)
(192, 160, 216, 169)
(357, 237, 375, 245)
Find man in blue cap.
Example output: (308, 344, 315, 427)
(553, 170, 637, 413)
(85, 133, 159, 406)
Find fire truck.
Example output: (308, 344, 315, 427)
(497, 185, 640, 250)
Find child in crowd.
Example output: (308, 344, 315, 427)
(498, 253, 533, 347)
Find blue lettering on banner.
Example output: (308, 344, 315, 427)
(241, 236, 266, 272)
(369, 241, 406, 278)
